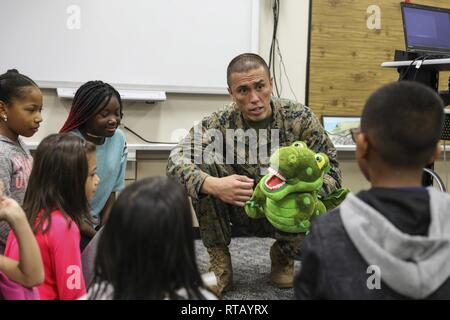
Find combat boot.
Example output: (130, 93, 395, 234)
(270, 241, 294, 288)
(207, 246, 233, 297)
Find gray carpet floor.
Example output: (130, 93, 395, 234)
(195, 237, 300, 300)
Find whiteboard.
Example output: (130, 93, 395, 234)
(0, 0, 259, 94)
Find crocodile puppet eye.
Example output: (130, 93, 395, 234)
(293, 142, 306, 148)
(315, 154, 326, 169)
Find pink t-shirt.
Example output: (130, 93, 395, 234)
(5, 210, 86, 300)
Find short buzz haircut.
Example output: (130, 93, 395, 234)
(361, 81, 444, 167)
(226, 53, 270, 88)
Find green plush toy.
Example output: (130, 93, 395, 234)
(245, 141, 349, 233)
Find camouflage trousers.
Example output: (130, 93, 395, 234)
(192, 163, 305, 260)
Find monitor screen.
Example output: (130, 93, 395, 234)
(321, 116, 360, 148)
(401, 3, 450, 55)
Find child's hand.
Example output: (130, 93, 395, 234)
(0, 197, 27, 225)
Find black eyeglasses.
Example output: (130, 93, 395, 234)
(350, 127, 361, 143)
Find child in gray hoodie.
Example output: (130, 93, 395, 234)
(295, 81, 450, 299)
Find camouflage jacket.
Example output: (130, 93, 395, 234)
(167, 97, 342, 200)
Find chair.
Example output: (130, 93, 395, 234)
(423, 167, 446, 192)
(422, 109, 450, 192)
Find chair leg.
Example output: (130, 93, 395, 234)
(423, 167, 446, 192)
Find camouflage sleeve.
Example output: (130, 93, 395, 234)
(297, 106, 343, 195)
(166, 121, 214, 200)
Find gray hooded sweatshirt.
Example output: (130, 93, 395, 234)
(295, 188, 450, 299)
(341, 189, 450, 299)
(0, 135, 33, 253)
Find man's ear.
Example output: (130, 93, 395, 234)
(228, 87, 237, 103)
(428, 142, 442, 163)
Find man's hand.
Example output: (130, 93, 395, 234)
(202, 175, 254, 207)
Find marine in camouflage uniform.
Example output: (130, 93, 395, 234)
(167, 96, 342, 260)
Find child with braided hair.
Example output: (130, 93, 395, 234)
(60, 81, 127, 249)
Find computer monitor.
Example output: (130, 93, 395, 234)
(401, 2, 450, 56)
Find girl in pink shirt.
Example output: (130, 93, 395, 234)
(5, 133, 99, 300)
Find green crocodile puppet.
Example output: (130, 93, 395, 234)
(245, 141, 349, 233)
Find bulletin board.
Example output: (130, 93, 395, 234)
(308, 0, 450, 117)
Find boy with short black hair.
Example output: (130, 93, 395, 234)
(294, 81, 450, 299)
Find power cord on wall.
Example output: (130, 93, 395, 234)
(268, 0, 280, 96)
(268, 0, 298, 101)
(399, 55, 425, 81)
(412, 55, 429, 81)
(404, 54, 450, 81)
(123, 124, 174, 144)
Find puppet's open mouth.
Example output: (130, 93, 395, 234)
(265, 167, 287, 191)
